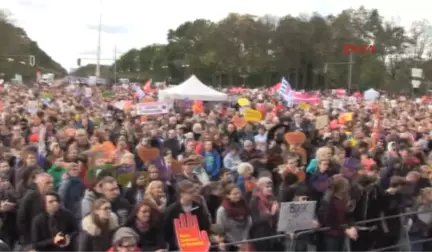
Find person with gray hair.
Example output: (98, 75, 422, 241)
(17, 172, 53, 247)
(107, 227, 140, 252)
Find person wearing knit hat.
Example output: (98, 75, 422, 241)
(341, 157, 361, 179)
(107, 227, 140, 252)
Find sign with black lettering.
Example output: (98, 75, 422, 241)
(136, 101, 171, 115)
(277, 201, 316, 233)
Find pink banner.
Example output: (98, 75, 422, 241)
(293, 92, 320, 105)
(229, 87, 247, 94)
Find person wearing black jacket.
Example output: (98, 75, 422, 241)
(164, 180, 211, 251)
(124, 173, 147, 205)
(99, 176, 132, 225)
(16, 172, 53, 247)
(31, 191, 77, 251)
(0, 174, 18, 246)
(350, 175, 386, 251)
(124, 200, 166, 251)
(164, 130, 181, 159)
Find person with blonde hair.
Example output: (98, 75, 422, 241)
(306, 146, 332, 174)
(144, 180, 167, 213)
(78, 198, 119, 252)
(236, 162, 255, 195)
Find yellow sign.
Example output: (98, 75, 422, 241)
(117, 173, 134, 186)
(243, 109, 262, 122)
(299, 102, 310, 111)
(237, 98, 250, 107)
(338, 112, 353, 124)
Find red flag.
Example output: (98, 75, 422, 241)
(143, 79, 153, 94)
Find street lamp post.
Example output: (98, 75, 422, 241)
(95, 0, 102, 77)
(135, 54, 141, 80)
(181, 64, 190, 80)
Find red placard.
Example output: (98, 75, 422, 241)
(174, 212, 210, 252)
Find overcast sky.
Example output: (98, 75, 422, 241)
(2, 0, 431, 71)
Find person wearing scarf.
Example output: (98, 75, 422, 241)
(124, 201, 166, 252)
(216, 184, 251, 246)
(247, 177, 283, 252)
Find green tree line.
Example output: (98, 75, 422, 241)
(0, 10, 67, 81)
(109, 7, 432, 92)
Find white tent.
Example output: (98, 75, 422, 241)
(158, 75, 228, 101)
(364, 88, 380, 101)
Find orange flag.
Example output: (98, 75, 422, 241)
(192, 100, 204, 114)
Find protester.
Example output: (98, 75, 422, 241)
(30, 191, 77, 251)
(17, 172, 53, 247)
(124, 200, 166, 252)
(107, 227, 140, 252)
(78, 198, 119, 252)
(0, 81, 429, 252)
(216, 183, 251, 247)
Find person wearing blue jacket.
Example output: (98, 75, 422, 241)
(200, 140, 221, 181)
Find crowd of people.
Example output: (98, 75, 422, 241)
(0, 82, 430, 252)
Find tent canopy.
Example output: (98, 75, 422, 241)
(364, 88, 380, 101)
(158, 75, 228, 101)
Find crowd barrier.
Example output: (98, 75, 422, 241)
(212, 209, 432, 252)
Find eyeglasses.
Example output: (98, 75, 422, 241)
(119, 243, 136, 249)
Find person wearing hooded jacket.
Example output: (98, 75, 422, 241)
(80, 169, 113, 218)
(58, 163, 85, 219)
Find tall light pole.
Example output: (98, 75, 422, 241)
(347, 53, 353, 93)
(95, 0, 102, 77)
(113, 45, 117, 82)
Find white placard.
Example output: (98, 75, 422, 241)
(277, 201, 317, 233)
(27, 100, 38, 115)
(411, 79, 421, 88)
(84, 87, 92, 97)
(411, 68, 424, 79)
(136, 102, 171, 115)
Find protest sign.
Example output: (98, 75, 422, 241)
(277, 201, 316, 233)
(136, 101, 170, 115)
(243, 109, 262, 122)
(338, 112, 353, 124)
(192, 100, 204, 114)
(315, 115, 329, 130)
(27, 100, 38, 115)
(174, 212, 210, 252)
(237, 97, 250, 107)
(84, 87, 92, 97)
(231, 114, 246, 129)
(299, 102, 310, 111)
(137, 147, 160, 162)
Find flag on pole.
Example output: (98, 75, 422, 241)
(143, 79, 153, 94)
(278, 77, 294, 107)
(134, 85, 145, 100)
